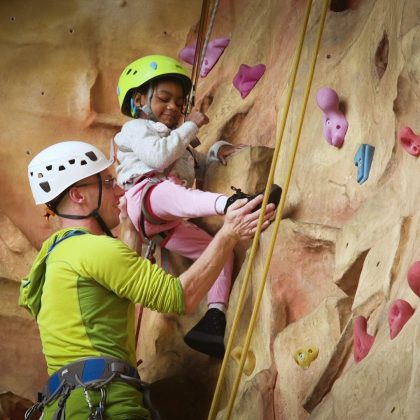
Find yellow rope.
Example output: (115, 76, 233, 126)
(224, 0, 330, 417)
(207, 1, 314, 419)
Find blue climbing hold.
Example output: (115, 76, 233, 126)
(354, 144, 375, 184)
(150, 61, 158, 70)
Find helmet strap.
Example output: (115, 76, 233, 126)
(90, 209, 115, 238)
(130, 98, 141, 118)
(139, 85, 158, 122)
(51, 174, 115, 238)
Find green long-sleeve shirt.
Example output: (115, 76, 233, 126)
(19, 227, 185, 375)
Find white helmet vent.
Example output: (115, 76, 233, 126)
(40, 182, 51, 193)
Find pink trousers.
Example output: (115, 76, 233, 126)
(126, 178, 233, 306)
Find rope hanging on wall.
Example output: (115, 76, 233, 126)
(208, 0, 331, 418)
(185, 0, 220, 115)
(135, 0, 222, 355)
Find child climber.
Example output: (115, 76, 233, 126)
(115, 54, 281, 359)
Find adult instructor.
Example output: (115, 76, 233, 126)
(20, 140, 275, 419)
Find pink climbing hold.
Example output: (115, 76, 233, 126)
(398, 127, 420, 157)
(388, 299, 414, 340)
(407, 261, 420, 297)
(179, 37, 230, 77)
(233, 64, 266, 99)
(353, 316, 375, 363)
(316, 87, 348, 148)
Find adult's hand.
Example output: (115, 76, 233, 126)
(222, 195, 276, 241)
(179, 195, 275, 313)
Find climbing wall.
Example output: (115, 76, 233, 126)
(203, 0, 420, 419)
(2, 0, 420, 419)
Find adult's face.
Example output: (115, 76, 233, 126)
(72, 169, 124, 230)
(98, 170, 125, 229)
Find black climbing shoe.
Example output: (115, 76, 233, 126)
(224, 184, 282, 214)
(184, 308, 226, 359)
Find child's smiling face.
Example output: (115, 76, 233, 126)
(143, 80, 185, 128)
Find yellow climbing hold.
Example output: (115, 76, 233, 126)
(231, 346, 256, 376)
(294, 346, 319, 369)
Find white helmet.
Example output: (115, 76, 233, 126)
(28, 141, 114, 205)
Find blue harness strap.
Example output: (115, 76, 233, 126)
(81, 358, 107, 383)
(44, 357, 142, 397)
(47, 229, 87, 254)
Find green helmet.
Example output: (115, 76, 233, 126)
(117, 55, 192, 117)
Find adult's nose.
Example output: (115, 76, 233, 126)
(114, 183, 125, 197)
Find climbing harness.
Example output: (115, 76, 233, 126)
(132, 171, 174, 359)
(134, 173, 173, 262)
(208, 0, 330, 418)
(25, 357, 148, 420)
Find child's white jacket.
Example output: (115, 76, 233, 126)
(114, 119, 229, 188)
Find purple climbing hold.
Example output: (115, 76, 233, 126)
(179, 37, 230, 77)
(232, 64, 266, 99)
(179, 46, 195, 66)
(316, 87, 348, 148)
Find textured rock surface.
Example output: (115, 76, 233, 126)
(0, 214, 47, 401)
(0, 391, 39, 420)
(2, 0, 420, 419)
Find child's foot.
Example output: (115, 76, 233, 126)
(184, 308, 226, 359)
(224, 184, 282, 214)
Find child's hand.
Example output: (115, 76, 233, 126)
(186, 110, 209, 128)
(217, 144, 246, 165)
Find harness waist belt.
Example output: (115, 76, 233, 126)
(43, 357, 141, 399)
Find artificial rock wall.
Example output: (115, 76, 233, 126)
(1, 0, 420, 419)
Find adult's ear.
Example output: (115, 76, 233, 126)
(67, 186, 86, 204)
